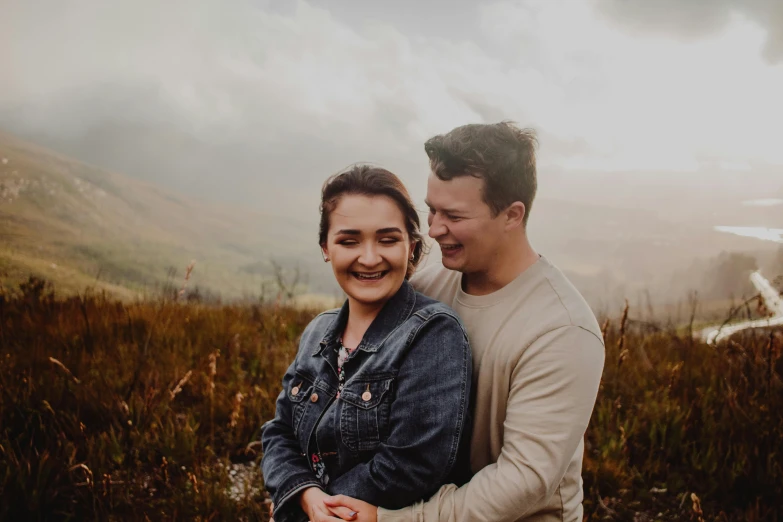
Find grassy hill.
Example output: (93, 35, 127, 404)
(0, 130, 326, 300)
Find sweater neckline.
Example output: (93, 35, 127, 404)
(455, 255, 547, 308)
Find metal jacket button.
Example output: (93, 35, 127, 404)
(362, 391, 372, 402)
(310, 393, 319, 403)
(291, 386, 300, 396)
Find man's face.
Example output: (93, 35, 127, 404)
(425, 173, 506, 274)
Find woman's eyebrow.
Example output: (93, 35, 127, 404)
(335, 229, 361, 235)
(376, 227, 403, 234)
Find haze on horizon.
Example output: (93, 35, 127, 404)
(2, 0, 783, 222)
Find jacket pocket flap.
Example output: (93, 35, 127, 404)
(287, 372, 315, 403)
(340, 378, 393, 409)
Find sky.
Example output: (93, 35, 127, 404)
(2, 0, 783, 217)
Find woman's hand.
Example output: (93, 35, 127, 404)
(300, 487, 358, 522)
(323, 495, 377, 522)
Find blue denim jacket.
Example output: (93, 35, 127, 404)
(261, 280, 473, 522)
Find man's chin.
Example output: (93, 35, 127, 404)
(440, 255, 464, 271)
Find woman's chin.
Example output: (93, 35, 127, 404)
(341, 280, 402, 308)
(345, 288, 391, 307)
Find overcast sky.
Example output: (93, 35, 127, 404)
(2, 0, 783, 216)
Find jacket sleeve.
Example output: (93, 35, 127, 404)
(326, 313, 472, 509)
(261, 356, 322, 522)
(377, 326, 605, 522)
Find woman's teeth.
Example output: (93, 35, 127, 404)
(354, 271, 386, 280)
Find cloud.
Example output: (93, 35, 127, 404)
(594, 0, 783, 63)
(1, 0, 782, 219)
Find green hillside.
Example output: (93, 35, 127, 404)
(0, 131, 322, 300)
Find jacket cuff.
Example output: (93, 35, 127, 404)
(377, 505, 416, 522)
(273, 480, 322, 522)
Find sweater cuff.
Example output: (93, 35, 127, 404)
(377, 505, 416, 522)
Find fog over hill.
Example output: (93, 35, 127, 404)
(2, 0, 782, 310)
(0, 130, 335, 299)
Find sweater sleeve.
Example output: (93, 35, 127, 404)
(377, 325, 605, 522)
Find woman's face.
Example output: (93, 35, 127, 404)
(322, 194, 414, 310)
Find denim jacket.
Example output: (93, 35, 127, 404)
(261, 280, 473, 522)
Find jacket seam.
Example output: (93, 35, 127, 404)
(410, 310, 469, 340)
(406, 311, 470, 476)
(275, 480, 323, 515)
(371, 289, 417, 352)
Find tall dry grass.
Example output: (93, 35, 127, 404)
(585, 304, 782, 521)
(0, 276, 314, 521)
(1, 276, 781, 521)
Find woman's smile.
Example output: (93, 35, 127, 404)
(351, 270, 390, 281)
(322, 194, 414, 311)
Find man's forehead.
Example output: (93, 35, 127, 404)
(426, 174, 486, 209)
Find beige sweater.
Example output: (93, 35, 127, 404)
(378, 256, 605, 522)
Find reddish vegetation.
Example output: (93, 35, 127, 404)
(1, 277, 781, 521)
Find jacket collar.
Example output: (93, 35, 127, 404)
(314, 279, 417, 355)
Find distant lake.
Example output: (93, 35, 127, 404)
(714, 226, 783, 243)
(742, 198, 783, 207)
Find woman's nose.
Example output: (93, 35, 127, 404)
(358, 243, 382, 266)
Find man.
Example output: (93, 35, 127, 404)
(322, 121, 605, 522)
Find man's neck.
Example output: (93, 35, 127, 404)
(462, 239, 539, 296)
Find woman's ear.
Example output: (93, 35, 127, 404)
(321, 244, 330, 262)
(504, 202, 526, 231)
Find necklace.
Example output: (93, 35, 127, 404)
(336, 339, 354, 398)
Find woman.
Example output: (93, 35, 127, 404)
(261, 165, 473, 522)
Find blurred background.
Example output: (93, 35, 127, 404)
(2, 0, 782, 312)
(3, 2, 783, 520)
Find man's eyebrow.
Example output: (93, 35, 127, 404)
(424, 200, 465, 215)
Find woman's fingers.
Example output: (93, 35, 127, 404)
(323, 495, 376, 522)
(323, 494, 362, 511)
(312, 505, 347, 522)
(325, 503, 358, 521)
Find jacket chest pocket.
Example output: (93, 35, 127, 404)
(287, 372, 315, 435)
(340, 377, 394, 452)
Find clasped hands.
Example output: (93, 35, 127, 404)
(269, 487, 378, 522)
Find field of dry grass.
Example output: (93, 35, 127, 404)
(1, 277, 781, 521)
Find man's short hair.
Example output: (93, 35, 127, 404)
(424, 121, 538, 225)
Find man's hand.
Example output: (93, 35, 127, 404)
(323, 495, 378, 522)
(300, 487, 359, 522)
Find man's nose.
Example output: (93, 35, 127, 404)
(428, 214, 448, 239)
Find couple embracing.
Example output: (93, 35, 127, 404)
(261, 122, 606, 522)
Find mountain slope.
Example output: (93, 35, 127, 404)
(0, 130, 324, 299)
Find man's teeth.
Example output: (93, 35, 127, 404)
(355, 272, 385, 280)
